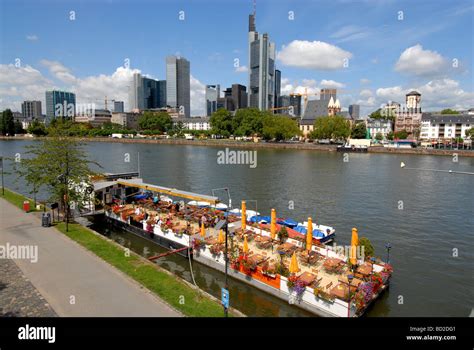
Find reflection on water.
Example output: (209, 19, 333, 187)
(1, 139, 473, 316)
(91, 218, 312, 317)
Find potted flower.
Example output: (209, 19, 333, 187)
(287, 275, 298, 289)
(209, 244, 221, 256)
(371, 272, 383, 293)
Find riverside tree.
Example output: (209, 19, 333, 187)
(1, 109, 15, 136)
(351, 122, 367, 139)
(262, 114, 300, 141)
(138, 111, 172, 133)
(14, 130, 99, 230)
(210, 108, 233, 137)
(310, 115, 350, 141)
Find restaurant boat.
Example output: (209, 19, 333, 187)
(86, 174, 392, 317)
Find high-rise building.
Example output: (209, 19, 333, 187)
(289, 94, 302, 116)
(216, 84, 248, 112)
(21, 101, 42, 119)
(278, 94, 301, 116)
(166, 56, 190, 117)
(348, 104, 360, 119)
(206, 84, 220, 116)
(320, 88, 337, 101)
(274, 69, 281, 108)
(45, 90, 76, 121)
(113, 101, 124, 113)
(248, 13, 276, 110)
(129, 73, 166, 111)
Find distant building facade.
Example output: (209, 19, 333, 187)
(274, 69, 281, 108)
(248, 13, 276, 110)
(173, 117, 210, 131)
(45, 90, 76, 121)
(217, 84, 248, 112)
(420, 113, 473, 140)
(394, 91, 422, 137)
(348, 104, 360, 119)
(129, 73, 166, 112)
(21, 101, 42, 119)
(166, 56, 190, 117)
(278, 94, 301, 116)
(366, 118, 393, 139)
(111, 112, 140, 130)
(113, 101, 124, 113)
(75, 109, 112, 127)
(205, 85, 220, 116)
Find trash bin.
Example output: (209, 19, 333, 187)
(23, 200, 30, 212)
(42, 213, 51, 227)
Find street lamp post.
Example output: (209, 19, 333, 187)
(212, 187, 231, 317)
(347, 274, 354, 318)
(385, 243, 392, 264)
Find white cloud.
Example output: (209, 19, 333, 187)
(359, 89, 372, 98)
(40, 59, 77, 84)
(26, 35, 38, 41)
(330, 25, 370, 43)
(235, 65, 248, 73)
(395, 44, 447, 76)
(277, 40, 352, 70)
(320, 79, 345, 89)
(190, 75, 206, 116)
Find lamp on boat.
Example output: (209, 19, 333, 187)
(350, 227, 359, 266)
(289, 251, 300, 274)
(243, 235, 249, 255)
(306, 217, 313, 251)
(200, 221, 206, 238)
(241, 201, 246, 231)
(271, 208, 276, 240)
(218, 229, 225, 244)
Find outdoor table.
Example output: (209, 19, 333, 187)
(338, 276, 363, 287)
(356, 263, 373, 276)
(330, 283, 357, 300)
(298, 271, 317, 286)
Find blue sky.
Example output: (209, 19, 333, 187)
(0, 0, 473, 115)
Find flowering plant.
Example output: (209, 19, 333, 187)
(209, 244, 222, 256)
(371, 273, 383, 292)
(287, 275, 298, 289)
(354, 282, 374, 311)
(293, 280, 306, 296)
(192, 238, 205, 251)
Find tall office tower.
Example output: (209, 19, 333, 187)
(248, 12, 276, 110)
(113, 101, 124, 113)
(129, 73, 144, 111)
(166, 56, 191, 117)
(274, 69, 281, 108)
(157, 80, 167, 108)
(45, 90, 76, 121)
(231, 84, 248, 109)
(289, 94, 302, 116)
(206, 84, 220, 116)
(320, 88, 337, 101)
(348, 104, 360, 119)
(21, 100, 42, 118)
(129, 73, 166, 111)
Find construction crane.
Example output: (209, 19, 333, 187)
(91, 96, 116, 111)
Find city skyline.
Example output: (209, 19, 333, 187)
(0, 0, 473, 116)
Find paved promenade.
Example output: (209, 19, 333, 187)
(0, 198, 181, 317)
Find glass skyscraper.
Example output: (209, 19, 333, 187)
(166, 56, 191, 117)
(129, 73, 166, 111)
(248, 13, 276, 110)
(45, 90, 76, 121)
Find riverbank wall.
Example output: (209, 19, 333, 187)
(2, 136, 473, 157)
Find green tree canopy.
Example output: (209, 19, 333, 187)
(262, 114, 300, 141)
(232, 108, 264, 136)
(351, 122, 367, 139)
(14, 131, 100, 222)
(1, 109, 15, 136)
(27, 119, 48, 136)
(359, 237, 375, 258)
(394, 130, 409, 139)
(210, 108, 233, 137)
(138, 111, 172, 132)
(375, 132, 383, 141)
(465, 128, 473, 139)
(440, 109, 459, 115)
(310, 115, 350, 141)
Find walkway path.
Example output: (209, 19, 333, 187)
(0, 198, 181, 317)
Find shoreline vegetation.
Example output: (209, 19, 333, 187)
(1, 135, 473, 157)
(0, 187, 242, 317)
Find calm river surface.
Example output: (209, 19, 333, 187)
(1, 139, 473, 317)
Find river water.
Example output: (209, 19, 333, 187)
(1, 139, 473, 317)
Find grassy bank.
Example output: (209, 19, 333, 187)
(0, 187, 38, 212)
(0, 188, 234, 317)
